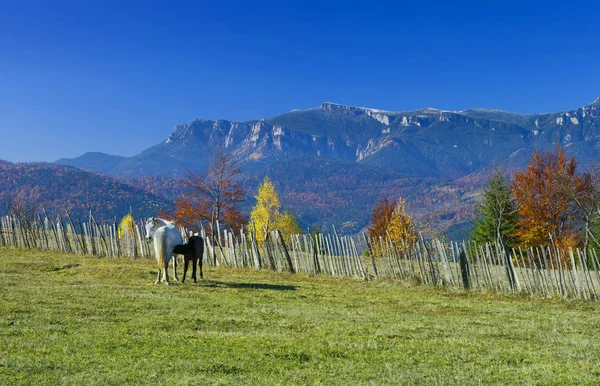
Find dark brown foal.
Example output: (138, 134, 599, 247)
(172, 235, 204, 283)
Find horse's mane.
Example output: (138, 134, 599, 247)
(148, 217, 176, 228)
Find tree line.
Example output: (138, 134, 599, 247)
(368, 143, 600, 255)
(473, 144, 600, 252)
(6, 144, 596, 258)
(163, 149, 301, 249)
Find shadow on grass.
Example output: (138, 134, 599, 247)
(204, 280, 298, 291)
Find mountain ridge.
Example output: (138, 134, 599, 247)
(48, 97, 600, 234)
(56, 97, 600, 177)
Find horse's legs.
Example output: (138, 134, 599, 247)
(182, 257, 189, 283)
(172, 253, 179, 282)
(163, 255, 170, 285)
(155, 268, 161, 285)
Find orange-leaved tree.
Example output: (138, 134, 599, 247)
(511, 144, 591, 249)
(168, 149, 246, 235)
(368, 198, 395, 239)
(387, 198, 417, 247)
(368, 197, 416, 247)
(554, 163, 600, 251)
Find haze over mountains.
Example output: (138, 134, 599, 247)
(26, 97, 600, 235)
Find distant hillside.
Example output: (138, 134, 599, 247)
(0, 162, 173, 222)
(119, 175, 185, 202)
(115, 155, 479, 235)
(55, 152, 126, 175)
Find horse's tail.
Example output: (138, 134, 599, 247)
(154, 234, 167, 268)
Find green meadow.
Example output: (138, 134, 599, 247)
(1, 247, 599, 385)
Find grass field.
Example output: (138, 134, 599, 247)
(1, 247, 600, 385)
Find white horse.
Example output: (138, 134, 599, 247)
(145, 217, 184, 285)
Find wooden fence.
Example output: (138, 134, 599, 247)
(1, 213, 599, 301)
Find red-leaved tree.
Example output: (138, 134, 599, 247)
(368, 198, 396, 238)
(166, 149, 246, 235)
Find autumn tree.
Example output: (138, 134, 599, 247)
(249, 176, 301, 244)
(118, 214, 135, 239)
(368, 198, 395, 238)
(1, 192, 40, 225)
(588, 166, 600, 251)
(277, 212, 302, 241)
(511, 144, 593, 249)
(555, 163, 600, 250)
(368, 197, 416, 246)
(388, 198, 417, 246)
(471, 168, 520, 249)
(590, 214, 600, 252)
(169, 149, 245, 235)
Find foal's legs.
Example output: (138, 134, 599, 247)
(191, 258, 197, 283)
(182, 257, 190, 283)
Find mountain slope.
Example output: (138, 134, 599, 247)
(0, 162, 173, 221)
(55, 152, 126, 175)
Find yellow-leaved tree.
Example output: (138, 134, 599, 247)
(277, 212, 302, 241)
(387, 198, 417, 247)
(118, 214, 135, 239)
(250, 177, 301, 244)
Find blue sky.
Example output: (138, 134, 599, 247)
(1, 0, 599, 162)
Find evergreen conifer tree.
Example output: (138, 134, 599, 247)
(472, 169, 519, 248)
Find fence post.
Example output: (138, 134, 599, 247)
(459, 250, 471, 290)
(501, 242, 519, 292)
(363, 233, 378, 279)
(276, 229, 295, 274)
